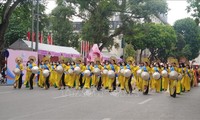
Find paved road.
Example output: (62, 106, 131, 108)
(0, 85, 200, 120)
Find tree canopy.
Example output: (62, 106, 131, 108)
(65, 0, 168, 51)
(187, 0, 200, 25)
(173, 18, 200, 60)
(124, 23, 177, 62)
(49, 1, 79, 48)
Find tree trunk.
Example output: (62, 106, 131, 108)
(139, 49, 144, 63)
(0, 0, 23, 66)
(0, 22, 9, 64)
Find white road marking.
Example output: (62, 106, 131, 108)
(53, 94, 70, 99)
(0, 91, 13, 95)
(102, 118, 111, 120)
(138, 98, 152, 105)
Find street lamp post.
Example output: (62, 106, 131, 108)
(31, 0, 36, 50)
(35, 0, 39, 51)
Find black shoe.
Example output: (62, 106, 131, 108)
(30, 88, 33, 90)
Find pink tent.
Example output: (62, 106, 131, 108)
(87, 44, 103, 62)
(87, 44, 122, 63)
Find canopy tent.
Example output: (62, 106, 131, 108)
(9, 39, 80, 58)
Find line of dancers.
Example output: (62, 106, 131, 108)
(13, 56, 199, 98)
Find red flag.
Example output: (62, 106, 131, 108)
(85, 41, 88, 52)
(90, 43, 93, 50)
(47, 34, 51, 44)
(50, 34, 53, 45)
(86, 41, 89, 52)
(39, 32, 43, 43)
(47, 33, 53, 45)
(27, 32, 31, 41)
(32, 32, 35, 42)
(82, 41, 85, 53)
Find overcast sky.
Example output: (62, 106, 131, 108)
(45, 0, 192, 25)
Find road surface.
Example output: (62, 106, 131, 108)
(0, 86, 200, 120)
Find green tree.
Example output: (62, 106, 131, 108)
(187, 0, 200, 25)
(49, 0, 79, 48)
(124, 23, 147, 62)
(124, 44, 135, 59)
(125, 23, 177, 62)
(0, 0, 25, 50)
(146, 24, 176, 62)
(173, 18, 200, 60)
(4, 1, 47, 46)
(66, 0, 168, 51)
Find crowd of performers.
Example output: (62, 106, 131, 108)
(13, 55, 199, 98)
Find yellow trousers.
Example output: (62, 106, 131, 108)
(184, 76, 191, 91)
(56, 73, 63, 89)
(38, 74, 45, 87)
(84, 76, 91, 89)
(125, 77, 131, 93)
(68, 74, 75, 88)
(150, 79, 155, 90)
(154, 79, 161, 92)
(92, 75, 97, 86)
(108, 78, 115, 91)
(142, 79, 148, 93)
(74, 74, 80, 89)
(176, 80, 181, 94)
(169, 79, 177, 95)
(24, 71, 31, 85)
(64, 74, 69, 86)
(49, 71, 56, 86)
(137, 76, 142, 91)
(162, 77, 169, 90)
(102, 75, 109, 88)
(119, 75, 125, 90)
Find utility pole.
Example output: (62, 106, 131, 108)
(35, 0, 39, 51)
(31, 0, 35, 51)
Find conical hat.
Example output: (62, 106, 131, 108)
(142, 57, 150, 65)
(179, 57, 187, 63)
(94, 57, 101, 63)
(167, 57, 174, 64)
(59, 56, 65, 62)
(171, 58, 178, 65)
(110, 56, 117, 63)
(126, 57, 135, 63)
(42, 56, 50, 62)
(28, 56, 36, 62)
(15, 57, 23, 63)
(75, 57, 83, 63)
